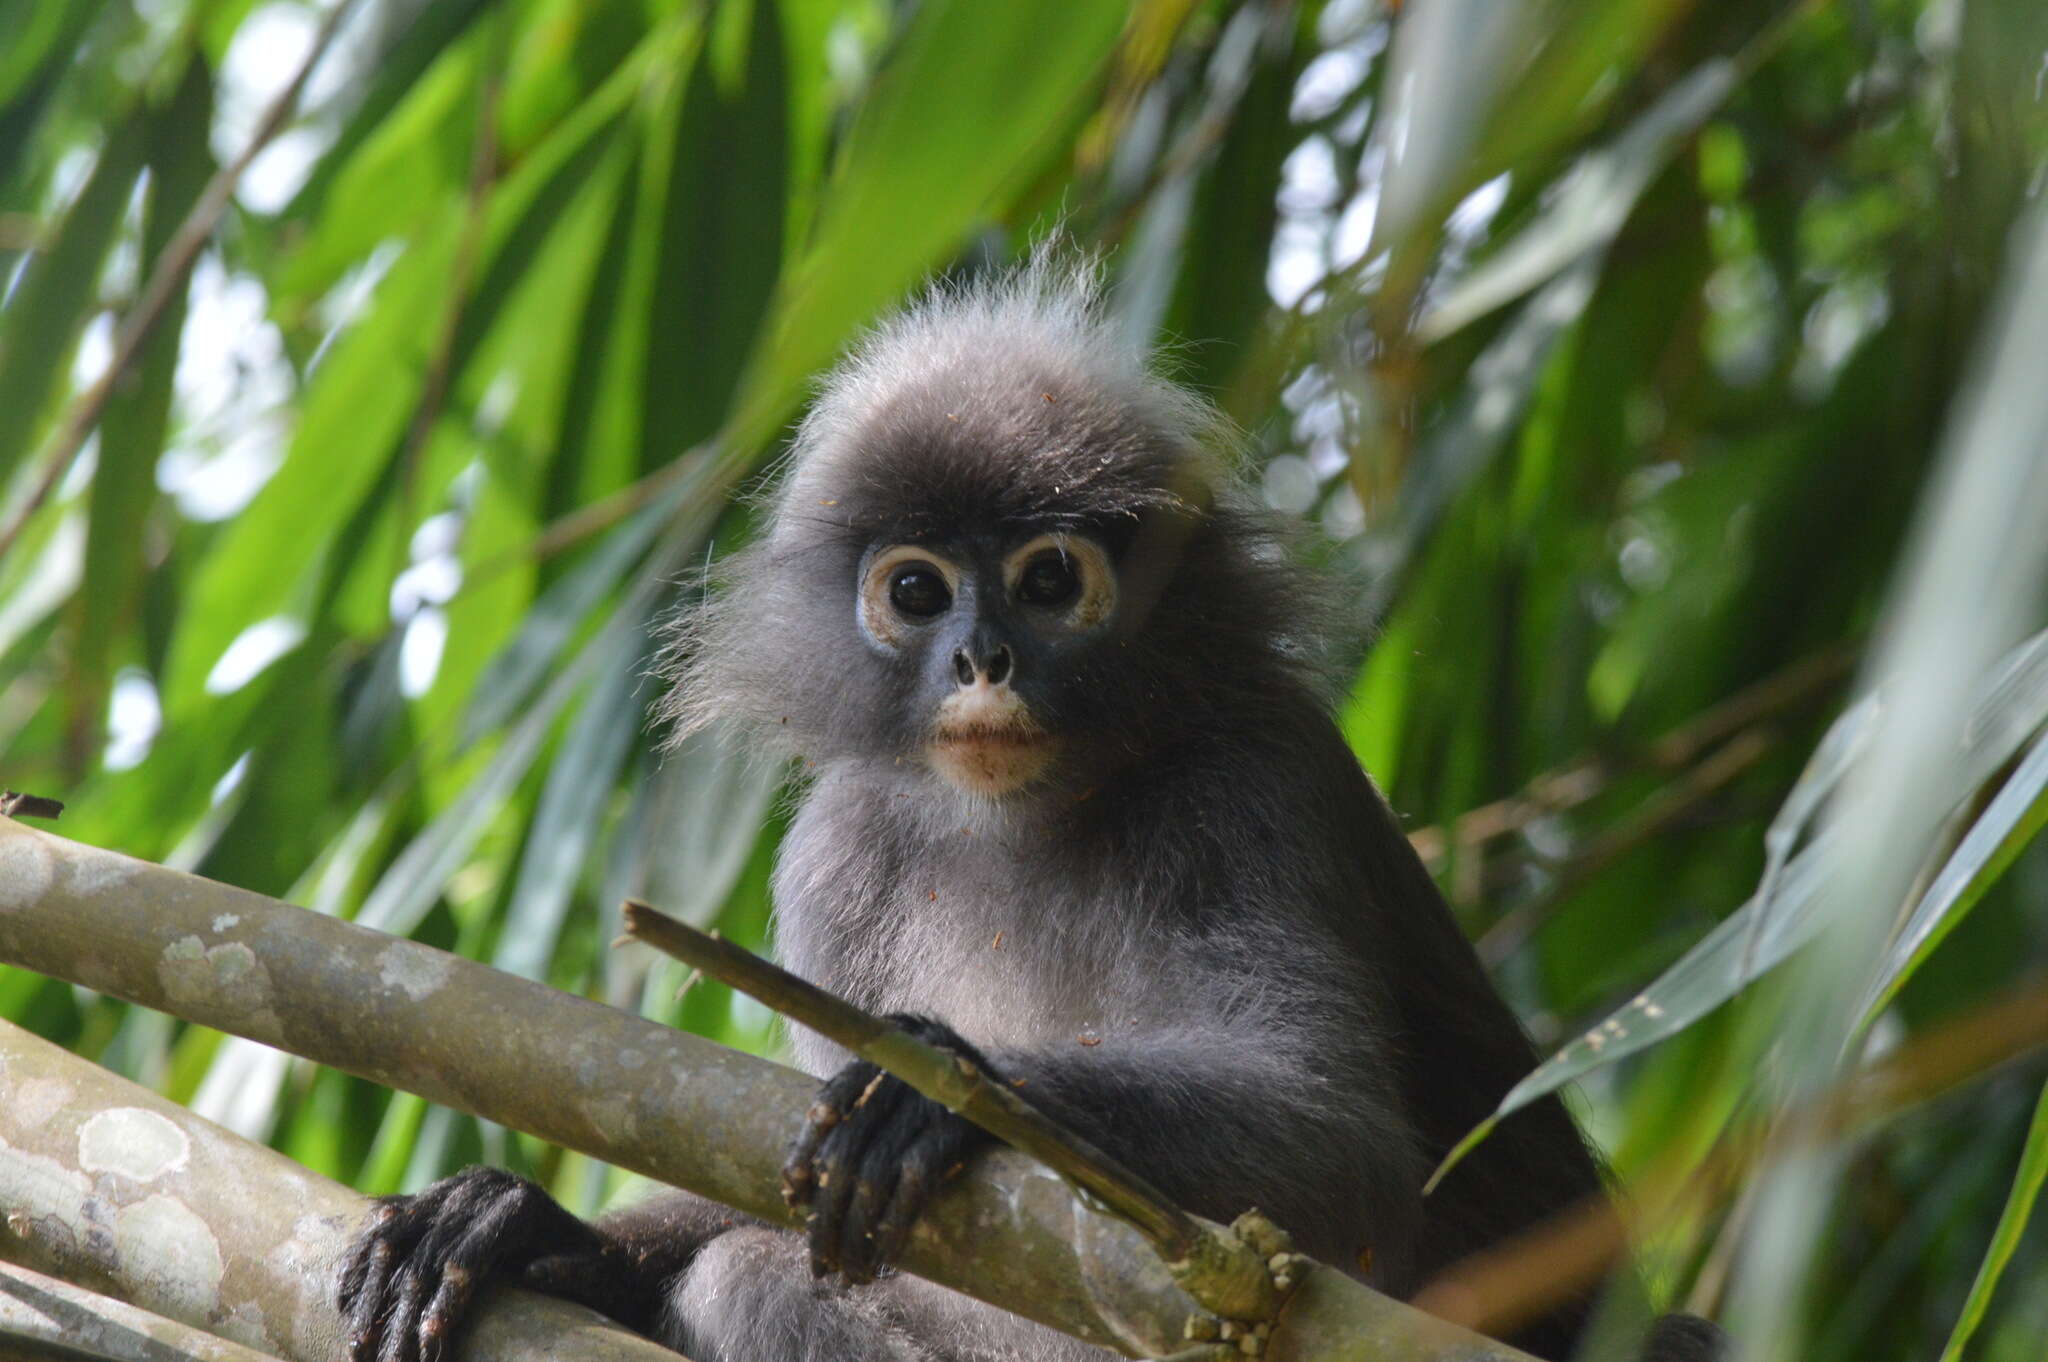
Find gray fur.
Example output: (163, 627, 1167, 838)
(340, 261, 1722, 1362)
(638, 262, 1606, 1359)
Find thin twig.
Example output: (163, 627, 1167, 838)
(1476, 726, 1779, 965)
(0, 0, 364, 564)
(616, 898, 1204, 1262)
(452, 441, 719, 600)
(1409, 647, 1854, 870)
(396, 26, 505, 569)
(0, 792, 64, 820)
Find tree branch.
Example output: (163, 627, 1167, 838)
(1, 1259, 289, 1362)
(0, 1020, 687, 1362)
(0, 816, 1538, 1362)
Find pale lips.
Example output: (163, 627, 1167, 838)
(926, 726, 1057, 796)
(927, 687, 1055, 795)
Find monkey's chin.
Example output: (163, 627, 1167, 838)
(926, 731, 1059, 798)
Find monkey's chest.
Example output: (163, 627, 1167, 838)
(825, 885, 1147, 1055)
(773, 796, 1164, 1061)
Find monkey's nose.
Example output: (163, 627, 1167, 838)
(953, 645, 1013, 687)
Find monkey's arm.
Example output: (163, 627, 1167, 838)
(786, 1001, 1430, 1294)
(592, 1187, 760, 1273)
(993, 1023, 1429, 1283)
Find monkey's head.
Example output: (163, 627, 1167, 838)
(666, 261, 1333, 804)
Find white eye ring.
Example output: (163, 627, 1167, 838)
(1004, 534, 1116, 630)
(857, 546, 961, 648)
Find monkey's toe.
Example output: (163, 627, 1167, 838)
(335, 1167, 617, 1362)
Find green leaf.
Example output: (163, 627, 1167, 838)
(1936, 1079, 2048, 1362)
(274, 0, 495, 222)
(632, 730, 782, 931)
(1355, 257, 1606, 618)
(352, 636, 588, 937)
(270, 44, 478, 307)
(0, 96, 152, 485)
(1434, 625, 2048, 1184)
(1465, 0, 1702, 184)
(1856, 730, 2048, 1026)
(725, 0, 1128, 452)
(0, 0, 107, 193)
(74, 58, 217, 755)
(457, 487, 679, 747)
(489, 623, 646, 982)
(1418, 58, 1737, 342)
(161, 224, 457, 707)
(1737, 686, 1885, 972)
(0, 515, 81, 664)
(0, 1, 99, 106)
(356, 519, 701, 937)
(166, 76, 638, 707)
(640, 0, 788, 471)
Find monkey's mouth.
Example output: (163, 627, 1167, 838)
(926, 725, 1058, 796)
(932, 724, 1046, 749)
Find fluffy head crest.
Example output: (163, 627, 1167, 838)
(771, 257, 1226, 539)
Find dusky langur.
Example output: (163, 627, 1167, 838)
(339, 262, 1724, 1362)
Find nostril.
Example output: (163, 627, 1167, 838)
(986, 645, 1013, 685)
(953, 650, 975, 686)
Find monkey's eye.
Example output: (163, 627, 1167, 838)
(888, 565, 952, 618)
(1016, 550, 1080, 608)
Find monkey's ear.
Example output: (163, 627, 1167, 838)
(652, 549, 759, 749)
(651, 536, 839, 757)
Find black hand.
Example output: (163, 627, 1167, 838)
(336, 1166, 645, 1362)
(781, 1014, 995, 1284)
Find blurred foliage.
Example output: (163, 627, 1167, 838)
(2, 0, 2047, 1356)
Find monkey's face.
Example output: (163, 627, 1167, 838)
(664, 280, 1330, 803)
(851, 530, 1119, 798)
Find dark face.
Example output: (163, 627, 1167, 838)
(851, 526, 1121, 797)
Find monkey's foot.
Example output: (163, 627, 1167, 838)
(781, 1014, 996, 1285)
(337, 1166, 646, 1362)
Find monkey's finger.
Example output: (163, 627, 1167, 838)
(341, 1236, 398, 1362)
(833, 1161, 897, 1286)
(337, 1199, 401, 1307)
(377, 1263, 431, 1362)
(804, 1077, 909, 1277)
(867, 1117, 976, 1275)
(780, 1105, 832, 1209)
(410, 1196, 523, 1362)
(804, 1131, 863, 1279)
(414, 1262, 478, 1362)
(832, 1083, 944, 1283)
(783, 1060, 880, 1208)
(864, 1169, 924, 1280)
(410, 1168, 550, 1267)
(415, 1172, 600, 1360)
